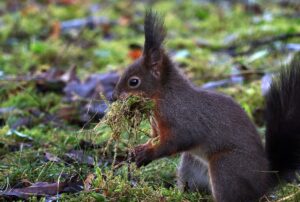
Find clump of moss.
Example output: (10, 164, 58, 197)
(99, 95, 154, 140)
(95, 95, 154, 163)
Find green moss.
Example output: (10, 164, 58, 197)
(1, 85, 61, 111)
(0, 1, 299, 201)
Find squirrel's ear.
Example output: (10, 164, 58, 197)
(143, 10, 166, 79)
(144, 49, 165, 79)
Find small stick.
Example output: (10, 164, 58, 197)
(127, 150, 132, 184)
(275, 190, 300, 202)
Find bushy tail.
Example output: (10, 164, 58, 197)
(265, 54, 300, 180)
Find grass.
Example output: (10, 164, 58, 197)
(1, 0, 300, 201)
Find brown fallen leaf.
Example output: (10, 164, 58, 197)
(0, 178, 83, 200)
(50, 21, 61, 40)
(0, 182, 66, 199)
(20, 179, 32, 187)
(128, 44, 142, 60)
(84, 173, 95, 191)
(35, 66, 79, 93)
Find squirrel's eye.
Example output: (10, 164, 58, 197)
(128, 76, 141, 88)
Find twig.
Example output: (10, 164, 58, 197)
(196, 32, 300, 56)
(222, 70, 265, 79)
(225, 33, 300, 56)
(127, 151, 132, 183)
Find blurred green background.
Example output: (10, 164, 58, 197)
(0, 0, 300, 201)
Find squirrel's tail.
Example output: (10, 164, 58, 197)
(265, 54, 300, 180)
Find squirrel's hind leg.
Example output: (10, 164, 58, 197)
(209, 151, 269, 202)
(177, 152, 210, 193)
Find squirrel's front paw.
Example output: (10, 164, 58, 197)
(133, 144, 154, 167)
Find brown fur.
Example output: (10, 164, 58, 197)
(208, 148, 233, 163)
(112, 11, 300, 202)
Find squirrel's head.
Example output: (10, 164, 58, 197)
(112, 11, 171, 100)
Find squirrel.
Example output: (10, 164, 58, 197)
(112, 11, 300, 202)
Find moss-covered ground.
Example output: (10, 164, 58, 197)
(1, 0, 300, 201)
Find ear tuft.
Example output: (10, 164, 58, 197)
(143, 10, 166, 55)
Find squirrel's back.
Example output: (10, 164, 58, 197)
(157, 74, 265, 156)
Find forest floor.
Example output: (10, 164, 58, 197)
(0, 0, 300, 201)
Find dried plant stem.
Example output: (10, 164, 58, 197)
(95, 95, 155, 169)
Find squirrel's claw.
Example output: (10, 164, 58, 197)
(133, 144, 153, 167)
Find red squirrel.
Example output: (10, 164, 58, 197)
(112, 11, 300, 202)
